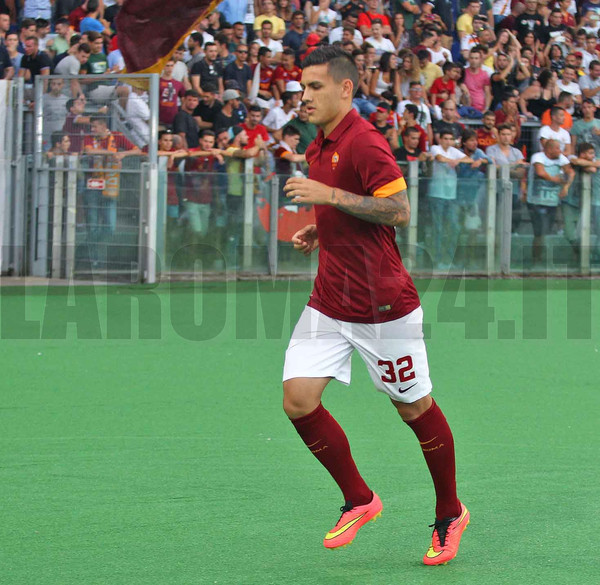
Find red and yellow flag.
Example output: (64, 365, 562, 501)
(116, 0, 223, 74)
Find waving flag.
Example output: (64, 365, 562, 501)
(116, 0, 223, 74)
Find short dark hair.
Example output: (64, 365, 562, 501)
(404, 126, 421, 137)
(442, 61, 458, 73)
(90, 115, 108, 125)
(204, 41, 216, 50)
(483, 110, 495, 118)
(461, 128, 477, 142)
(550, 105, 565, 117)
(248, 105, 262, 114)
(497, 123, 514, 133)
(215, 32, 228, 45)
(292, 10, 304, 19)
(50, 131, 65, 147)
(184, 89, 200, 98)
(416, 49, 430, 61)
(439, 130, 455, 138)
(283, 125, 301, 138)
(281, 91, 293, 104)
(558, 91, 573, 102)
(35, 18, 49, 29)
(302, 45, 359, 97)
(404, 103, 419, 117)
(200, 129, 216, 139)
(78, 42, 91, 54)
(577, 142, 595, 155)
(589, 60, 600, 70)
(87, 0, 99, 13)
(20, 18, 36, 31)
(189, 32, 203, 46)
(258, 46, 271, 58)
(582, 98, 596, 107)
(282, 48, 295, 57)
(261, 19, 273, 28)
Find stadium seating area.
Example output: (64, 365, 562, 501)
(2, 0, 600, 274)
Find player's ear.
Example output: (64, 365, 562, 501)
(341, 78, 354, 100)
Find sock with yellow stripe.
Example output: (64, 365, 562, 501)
(290, 403, 372, 507)
(406, 398, 461, 520)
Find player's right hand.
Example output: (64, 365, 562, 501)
(292, 224, 318, 256)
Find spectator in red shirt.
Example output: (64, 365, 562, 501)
(429, 61, 460, 106)
(69, 1, 87, 31)
(476, 110, 498, 152)
(241, 104, 269, 148)
(159, 58, 186, 129)
(252, 45, 276, 106)
(183, 129, 221, 239)
(357, 0, 391, 37)
(272, 48, 302, 99)
(82, 115, 140, 263)
(495, 91, 522, 142)
(399, 102, 428, 152)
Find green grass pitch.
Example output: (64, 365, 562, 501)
(0, 279, 598, 585)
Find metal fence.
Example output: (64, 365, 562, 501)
(2, 74, 598, 280)
(29, 74, 159, 281)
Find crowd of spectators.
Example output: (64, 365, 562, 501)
(2, 0, 600, 268)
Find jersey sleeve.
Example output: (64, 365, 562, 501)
(352, 131, 406, 198)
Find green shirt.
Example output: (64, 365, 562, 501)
(86, 52, 108, 75)
(283, 118, 317, 155)
(571, 118, 600, 157)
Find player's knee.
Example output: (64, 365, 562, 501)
(282, 381, 317, 419)
(392, 394, 433, 422)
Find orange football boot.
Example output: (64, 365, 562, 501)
(423, 503, 470, 565)
(323, 492, 383, 549)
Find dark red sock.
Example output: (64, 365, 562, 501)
(406, 398, 462, 520)
(290, 403, 372, 506)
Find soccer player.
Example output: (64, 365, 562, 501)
(282, 46, 469, 566)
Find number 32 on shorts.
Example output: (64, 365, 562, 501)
(378, 356, 415, 385)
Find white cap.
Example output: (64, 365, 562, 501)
(285, 80, 303, 93)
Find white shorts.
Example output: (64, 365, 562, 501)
(283, 306, 432, 403)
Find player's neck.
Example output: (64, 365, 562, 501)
(321, 105, 353, 138)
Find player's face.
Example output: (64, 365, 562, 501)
(301, 64, 352, 129)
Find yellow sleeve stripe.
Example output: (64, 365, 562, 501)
(373, 177, 407, 198)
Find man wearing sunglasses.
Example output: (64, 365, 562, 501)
(224, 43, 253, 100)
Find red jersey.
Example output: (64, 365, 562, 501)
(184, 151, 215, 204)
(252, 62, 275, 92)
(240, 122, 269, 148)
(429, 77, 455, 105)
(476, 127, 497, 152)
(69, 6, 86, 30)
(357, 11, 391, 29)
(272, 64, 302, 86)
(305, 109, 419, 323)
(159, 78, 185, 126)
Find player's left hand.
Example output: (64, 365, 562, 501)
(284, 177, 335, 205)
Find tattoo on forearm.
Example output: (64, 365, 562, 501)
(332, 189, 410, 227)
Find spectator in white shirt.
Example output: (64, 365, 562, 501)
(539, 106, 572, 155)
(365, 19, 395, 57)
(263, 90, 299, 141)
(254, 20, 283, 62)
(556, 64, 582, 111)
